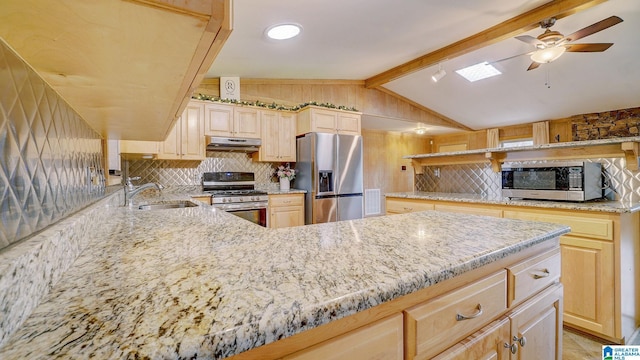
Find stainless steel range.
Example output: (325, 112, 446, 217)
(203, 172, 268, 227)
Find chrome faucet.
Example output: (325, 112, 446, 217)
(124, 177, 164, 206)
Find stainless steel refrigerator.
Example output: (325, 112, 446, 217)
(295, 132, 364, 224)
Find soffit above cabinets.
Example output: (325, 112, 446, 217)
(0, 0, 232, 141)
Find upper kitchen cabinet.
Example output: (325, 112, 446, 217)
(119, 140, 159, 160)
(297, 106, 361, 136)
(158, 102, 205, 160)
(253, 110, 297, 162)
(0, 0, 232, 141)
(205, 103, 261, 139)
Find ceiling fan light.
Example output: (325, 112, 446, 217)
(431, 69, 446, 82)
(415, 127, 426, 135)
(530, 46, 566, 64)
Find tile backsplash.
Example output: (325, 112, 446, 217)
(124, 151, 286, 189)
(0, 38, 105, 250)
(415, 158, 640, 203)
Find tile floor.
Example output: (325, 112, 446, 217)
(563, 328, 605, 360)
(563, 327, 640, 359)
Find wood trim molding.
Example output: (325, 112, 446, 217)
(127, 0, 213, 19)
(364, 0, 608, 88)
(165, 0, 232, 138)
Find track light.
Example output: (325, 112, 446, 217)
(431, 63, 446, 82)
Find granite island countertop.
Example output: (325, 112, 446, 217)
(385, 191, 640, 213)
(0, 191, 569, 359)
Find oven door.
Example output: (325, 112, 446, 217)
(215, 202, 267, 227)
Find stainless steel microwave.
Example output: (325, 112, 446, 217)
(501, 161, 602, 201)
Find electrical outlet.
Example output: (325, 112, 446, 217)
(434, 168, 440, 178)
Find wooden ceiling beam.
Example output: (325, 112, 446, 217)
(364, 0, 607, 89)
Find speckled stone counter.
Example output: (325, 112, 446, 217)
(385, 191, 640, 213)
(0, 191, 569, 359)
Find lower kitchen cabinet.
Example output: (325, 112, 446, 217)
(226, 240, 562, 360)
(433, 284, 563, 360)
(190, 195, 212, 205)
(268, 193, 304, 228)
(283, 314, 403, 360)
(386, 195, 640, 344)
(386, 198, 434, 214)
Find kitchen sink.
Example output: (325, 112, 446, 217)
(137, 200, 199, 211)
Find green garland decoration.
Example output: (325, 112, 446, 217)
(192, 93, 358, 112)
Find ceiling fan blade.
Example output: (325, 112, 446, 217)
(565, 43, 614, 52)
(564, 16, 623, 42)
(527, 62, 541, 71)
(515, 35, 544, 46)
(490, 51, 534, 64)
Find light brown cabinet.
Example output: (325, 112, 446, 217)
(284, 314, 403, 360)
(253, 110, 296, 162)
(119, 140, 159, 158)
(296, 106, 361, 136)
(204, 103, 261, 138)
(385, 195, 640, 344)
(268, 193, 304, 228)
(434, 284, 563, 360)
(158, 101, 205, 160)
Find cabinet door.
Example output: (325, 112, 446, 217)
(204, 103, 234, 136)
(311, 108, 338, 133)
(508, 284, 563, 360)
(180, 103, 205, 160)
(432, 318, 511, 360)
(157, 119, 181, 159)
(270, 206, 304, 228)
(259, 110, 280, 162)
(269, 194, 304, 228)
(283, 314, 403, 360)
(234, 107, 261, 138)
(337, 112, 361, 135)
(560, 236, 615, 337)
(278, 112, 297, 161)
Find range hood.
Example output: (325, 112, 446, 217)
(206, 136, 261, 152)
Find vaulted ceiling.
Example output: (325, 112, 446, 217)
(207, 0, 640, 134)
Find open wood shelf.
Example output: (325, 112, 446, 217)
(406, 137, 640, 173)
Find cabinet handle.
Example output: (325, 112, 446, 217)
(532, 269, 550, 279)
(456, 304, 483, 321)
(504, 342, 517, 354)
(283, 200, 291, 203)
(403, 207, 413, 211)
(513, 335, 526, 347)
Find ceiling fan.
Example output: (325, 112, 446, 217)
(504, 15, 623, 71)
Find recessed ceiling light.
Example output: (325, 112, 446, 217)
(266, 23, 302, 40)
(455, 62, 502, 82)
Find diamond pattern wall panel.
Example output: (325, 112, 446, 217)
(125, 151, 285, 190)
(0, 40, 104, 250)
(415, 158, 639, 203)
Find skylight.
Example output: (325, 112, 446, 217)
(455, 62, 501, 82)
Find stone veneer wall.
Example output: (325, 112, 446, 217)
(0, 39, 105, 249)
(572, 107, 640, 141)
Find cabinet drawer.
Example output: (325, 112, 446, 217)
(284, 314, 403, 360)
(404, 271, 507, 360)
(434, 204, 502, 217)
(503, 210, 613, 240)
(386, 198, 434, 214)
(507, 248, 560, 307)
(269, 194, 304, 207)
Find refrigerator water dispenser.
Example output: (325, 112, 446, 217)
(319, 170, 333, 193)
